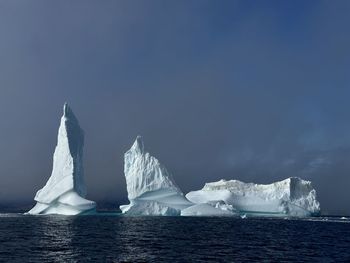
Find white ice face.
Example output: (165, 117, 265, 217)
(27, 103, 96, 215)
(181, 201, 238, 217)
(120, 136, 193, 215)
(124, 136, 182, 200)
(121, 201, 181, 216)
(186, 177, 321, 217)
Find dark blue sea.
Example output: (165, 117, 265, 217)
(0, 214, 349, 262)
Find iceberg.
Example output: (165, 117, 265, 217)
(186, 177, 320, 217)
(27, 103, 96, 215)
(120, 136, 192, 215)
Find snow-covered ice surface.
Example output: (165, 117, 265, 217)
(27, 103, 96, 215)
(120, 136, 192, 215)
(186, 177, 320, 217)
(121, 201, 181, 216)
(181, 201, 237, 217)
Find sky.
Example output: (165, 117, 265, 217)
(0, 1, 349, 215)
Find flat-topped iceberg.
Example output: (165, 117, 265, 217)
(120, 136, 192, 215)
(186, 177, 320, 217)
(27, 103, 96, 215)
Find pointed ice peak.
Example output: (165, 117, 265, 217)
(63, 102, 70, 116)
(27, 104, 95, 215)
(131, 135, 145, 154)
(62, 102, 78, 123)
(121, 136, 192, 214)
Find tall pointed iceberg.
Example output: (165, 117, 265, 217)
(27, 103, 96, 215)
(120, 136, 192, 215)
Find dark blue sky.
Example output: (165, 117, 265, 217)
(0, 1, 349, 215)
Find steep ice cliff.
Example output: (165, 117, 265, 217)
(27, 103, 96, 215)
(120, 136, 192, 215)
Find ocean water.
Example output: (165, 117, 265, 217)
(0, 214, 349, 262)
